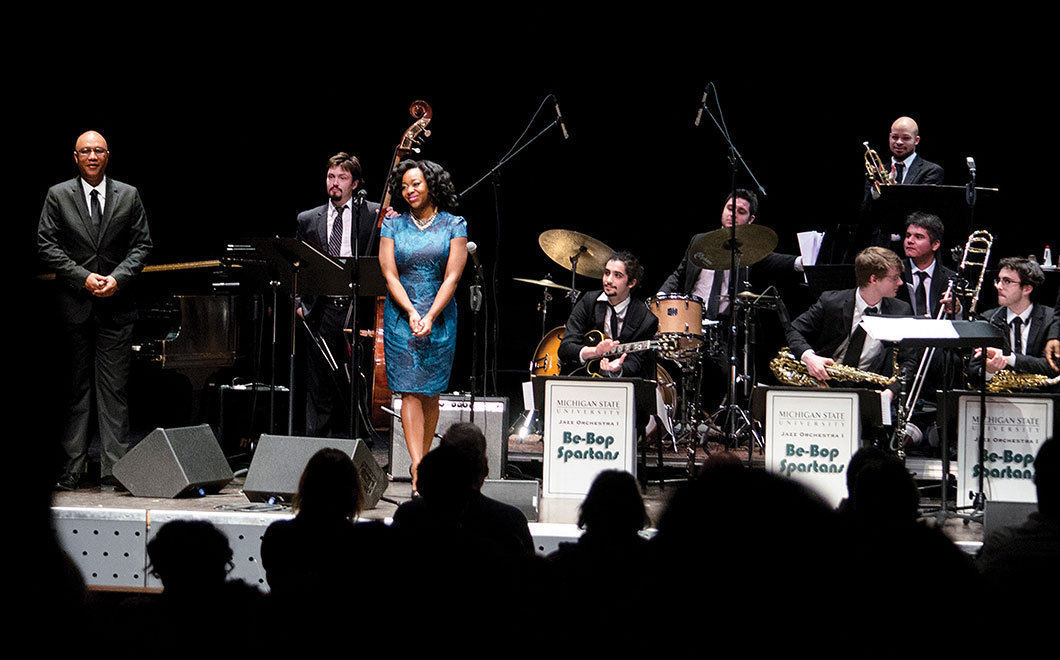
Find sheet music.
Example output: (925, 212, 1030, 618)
(861, 316, 959, 343)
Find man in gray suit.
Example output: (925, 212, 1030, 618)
(296, 152, 379, 437)
(38, 130, 152, 490)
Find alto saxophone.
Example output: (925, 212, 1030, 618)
(985, 370, 1060, 393)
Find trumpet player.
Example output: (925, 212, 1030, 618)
(785, 247, 915, 400)
(859, 117, 945, 255)
(970, 257, 1059, 383)
(885, 117, 944, 186)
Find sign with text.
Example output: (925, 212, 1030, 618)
(957, 395, 1053, 508)
(543, 379, 635, 499)
(765, 390, 860, 506)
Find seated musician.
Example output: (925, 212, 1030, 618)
(558, 250, 658, 379)
(656, 188, 802, 321)
(971, 257, 1059, 384)
(785, 246, 915, 400)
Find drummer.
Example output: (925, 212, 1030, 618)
(656, 188, 803, 318)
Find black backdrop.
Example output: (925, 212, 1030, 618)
(17, 23, 1055, 429)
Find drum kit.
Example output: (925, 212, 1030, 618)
(517, 225, 783, 469)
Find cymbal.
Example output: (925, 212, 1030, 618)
(538, 229, 613, 278)
(735, 290, 780, 309)
(512, 276, 572, 291)
(686, 225, 778, 270)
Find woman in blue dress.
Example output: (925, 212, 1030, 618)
(380, 160, 467, 491)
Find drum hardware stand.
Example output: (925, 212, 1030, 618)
(707, 304, 764, 463)
(676, 350, 719, 477)
(538, 283, 554, 337)
(566, 250, 587, 303)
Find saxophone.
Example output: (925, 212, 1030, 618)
(985, 370, 1060, 393)
(770, 348, 899, 388)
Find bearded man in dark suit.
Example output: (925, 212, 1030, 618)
(295, 152, 379, 437)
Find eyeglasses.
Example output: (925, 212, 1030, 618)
(995, 277, 1022, 287)
(76, 147, 107, 157)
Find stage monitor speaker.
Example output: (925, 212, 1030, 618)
(244, 436, 388, 509)
(389, 395, 509, 481)
(113, 424, 234, 498)
(482, 478, 540, 522)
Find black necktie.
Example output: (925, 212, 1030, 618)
(843, 306, 878, 367)
(329, 206, 344, 257)
(608, 303, 620, 340)
(90, 189, 102, 234)
(915, 271, 929, 317)
(706, 270, 725, 319)
(1011, 316, 1024, 355)
(894, 162, 905, 184)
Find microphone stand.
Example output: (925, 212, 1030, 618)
(460, 94, 569, 396)
(348, 191, 367, 442)
(696, 83, 768, 461)
(469, 255, 484, 423)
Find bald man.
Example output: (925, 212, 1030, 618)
(38, 130, 152, 490)
(886, 116, 944, 186)
(851, 116, 946, 258)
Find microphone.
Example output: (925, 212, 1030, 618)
(553, 97, 570, 140)
(467, 241, 486, 280)
(966, 156, 977, 177)
(694, 84, 711, 127)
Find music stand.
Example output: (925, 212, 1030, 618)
(865, 316, 1005, 521)
(873, 184, 1000, 256)
(249, 237, 384, 436)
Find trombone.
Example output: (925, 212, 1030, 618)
(894, 231, 994, 452)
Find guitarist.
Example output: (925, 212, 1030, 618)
(558, 251, 659, 380)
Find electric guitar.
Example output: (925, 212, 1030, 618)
(569, 329, 676, 378)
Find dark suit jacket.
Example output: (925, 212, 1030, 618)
(859, 155, 946, 252)
(295, 199, 380, 321)
(785, 289, 915, 393)
(969, 305, 1060, 378)
(899, 155, 944, 185)
(657, 233, 797, 313)
(897, 258, 957, 318)
(392, 491, 534, 558)
(557, 290, 659, 380)
(38, 177, 152, 325)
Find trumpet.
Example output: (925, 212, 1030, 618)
(864, 141, 894, 199)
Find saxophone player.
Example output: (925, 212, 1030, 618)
(970, 257, 1059, 385)
(785, 247, 916, 401)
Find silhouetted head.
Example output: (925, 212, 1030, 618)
(148, 520, 233, 591)
(1035, 438, 1058, 517)
(440, 422, 489, 490)
(578, 470, 648, 536)
(293, 448, 363, 521)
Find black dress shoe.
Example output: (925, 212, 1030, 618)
(54, 473, 80, 491)
(100, 475, 127, 492)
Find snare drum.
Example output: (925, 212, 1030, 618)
(650, 294, 705, 359)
